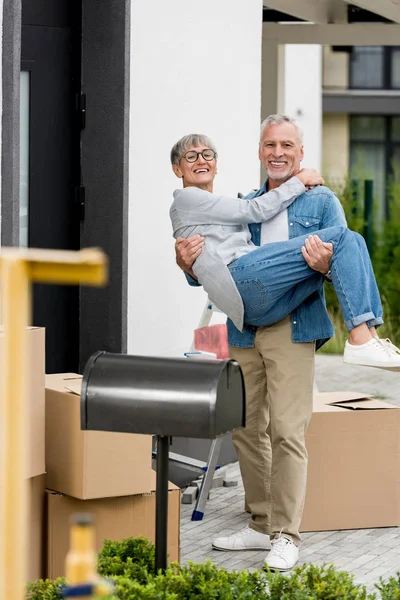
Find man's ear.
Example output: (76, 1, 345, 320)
(299, 145, 305, 162)
(258, 145, 262, 162)
(172, 163, 183, 178)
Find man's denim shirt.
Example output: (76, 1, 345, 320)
(186, 181, 347, 350)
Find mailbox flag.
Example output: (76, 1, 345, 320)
(193, 324, 229, 360)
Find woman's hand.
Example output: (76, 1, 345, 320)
(296, 168, 325, 189)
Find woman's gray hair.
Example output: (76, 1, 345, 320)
(170, 134, 217, 165)
(260, 114, 304, 143)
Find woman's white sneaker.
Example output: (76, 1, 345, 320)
(378, 337, 400, 355)
(264, 536, 299, 571)
(343, 337, 400, 369)
(212, 525, 270, 551)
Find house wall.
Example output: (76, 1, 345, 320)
(322, 113, 349, 185)
(128, 0, 264, 356)
(323, 45, 349, 91)
(322, 46, 350, 184)
(260, 42, 323, 173)
(284, 45, 322, 172)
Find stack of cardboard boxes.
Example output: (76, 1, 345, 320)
(14, 334, 180, 582)
(44, 373, 180, 578)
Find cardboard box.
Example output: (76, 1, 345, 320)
(301, 391, 400, 532)
(0, 327, 45, 478)
(46, 472, 180, 579)
(45, 373, 153, 499)
(28, 475, 45, 582)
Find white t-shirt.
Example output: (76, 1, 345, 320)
(260, 208, 289, 245)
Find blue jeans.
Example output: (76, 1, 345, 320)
(229, 226, 383, 332)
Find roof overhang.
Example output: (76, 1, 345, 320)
(263, 22, 400, 45)
(264, 1, 400, 24)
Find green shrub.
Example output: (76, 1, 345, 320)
(31, 539, 400, 600)
(26, 578, 64, 600)
(110, 576, 177, 600)
(320, 178, 400, 353)
(264, 563, 376, 599)
(375, 571, 400, 600)
(111, 561, 270, 600)
(159, 561, 270, 599)
(373, 181, 400, 325)
(97, 536, 155, 583)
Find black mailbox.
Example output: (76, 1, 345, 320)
(81, 352, 245, 438)
(80, 351, 245, 572)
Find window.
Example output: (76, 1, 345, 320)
(391, 49, 400, 89)
(350, 47, 400, 90)
(350, 116, 400, 222)
(350, 47, 384, 89)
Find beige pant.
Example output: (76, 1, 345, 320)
(230, 316, 315, 545)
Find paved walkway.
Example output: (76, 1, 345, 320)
(180, 355, 400, 594)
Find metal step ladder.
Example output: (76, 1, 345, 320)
(153, 300, 225, 521)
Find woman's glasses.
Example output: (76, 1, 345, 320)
(181, 149, 217, 163)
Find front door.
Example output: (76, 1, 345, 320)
(21, 0, 82, 373)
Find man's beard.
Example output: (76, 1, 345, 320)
(265, 166, 293, 182)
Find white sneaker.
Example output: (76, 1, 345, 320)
(212, 525, 270, 551)
(343, 337, 400, 370)
(264, 535, 299, 571)
(378, 337, 400, 355)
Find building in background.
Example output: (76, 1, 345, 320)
(323, 43, 400, 221)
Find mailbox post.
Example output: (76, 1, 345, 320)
(156, 435, 170, 569)
(81, 350, 245, 572)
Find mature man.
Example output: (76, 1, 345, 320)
(175, 114, 346, 571)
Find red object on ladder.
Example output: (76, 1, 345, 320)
(193, 323, 229, 359)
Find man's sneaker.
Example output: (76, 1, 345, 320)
(212, 525, 270, 551)
(343, 337, 400, 370)
(264, 535, 299, 571)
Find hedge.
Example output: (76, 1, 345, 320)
(26, 536, 400, 600)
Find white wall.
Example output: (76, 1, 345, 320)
(284, 45, 322, 171)
(128, 0, 263, 356)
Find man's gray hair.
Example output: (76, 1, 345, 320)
(260, 114, 304, 143)
(170, 134, 217, 165)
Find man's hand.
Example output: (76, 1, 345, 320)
(175, 235, 205, 278)
(296, 168, 324, 189)
(301, 234, 333, 275)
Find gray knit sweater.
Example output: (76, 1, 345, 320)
(170, 176, 306, 331)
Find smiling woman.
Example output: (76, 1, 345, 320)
(171, 134, 217, 193)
